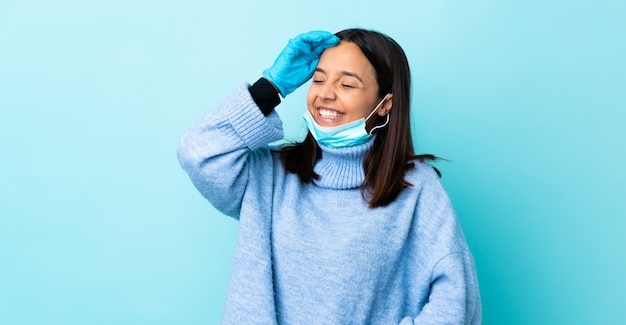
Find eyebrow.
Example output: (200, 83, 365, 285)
(315, 68, 364, 83)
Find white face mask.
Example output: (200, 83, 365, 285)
(303, 94, 390, 148)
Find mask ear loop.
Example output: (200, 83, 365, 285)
(366, 93, 391, 135)
(365, 94, 390, 121)
(368, 113, 390, 135)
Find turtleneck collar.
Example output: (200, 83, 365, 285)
(312, 137, 374, 190)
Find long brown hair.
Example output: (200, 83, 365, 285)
(276, 28, 437, 208)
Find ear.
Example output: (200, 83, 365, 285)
(377, 93, 393, 116)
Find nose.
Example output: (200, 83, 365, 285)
(317, 81, 337, 101)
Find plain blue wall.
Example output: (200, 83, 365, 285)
(1, 0, 624, 324)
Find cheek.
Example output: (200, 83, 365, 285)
(306, 87, 316, 108)
(350, 98, 377, 119)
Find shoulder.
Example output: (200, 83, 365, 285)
(404, 160, 447, 196)
(400, 161, 474, 266)
(404, 160, 460, 236)
(408, 162, 452, 217)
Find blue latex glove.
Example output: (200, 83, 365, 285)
(263, 31, 340, 97)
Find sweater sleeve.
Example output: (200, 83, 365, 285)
(177, 83, 284, 218)
(400, 164, 482, 325)
(400, 251, 482, 325)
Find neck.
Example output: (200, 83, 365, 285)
(312, 137, 374, 189)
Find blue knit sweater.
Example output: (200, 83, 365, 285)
(177, 84, 481, 324)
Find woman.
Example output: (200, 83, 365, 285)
(178, 28, 481, 324)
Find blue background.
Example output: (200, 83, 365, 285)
(1, 0, 625, 324)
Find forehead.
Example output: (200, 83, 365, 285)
(317, 41, 376, 79)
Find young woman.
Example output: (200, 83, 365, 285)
(178, 28, 481, 324)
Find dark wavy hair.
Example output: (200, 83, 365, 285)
(275, 28, 437, 208)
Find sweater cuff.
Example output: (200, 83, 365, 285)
(248, 77, 281, 116)
(222, 84, 283, 150)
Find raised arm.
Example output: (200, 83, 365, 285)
(177, 31, 339, 218)
(177, 85, 283, 218)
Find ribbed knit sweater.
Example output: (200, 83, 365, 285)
(177, 84, 481, 324)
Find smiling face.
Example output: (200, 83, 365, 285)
(307, 41, 391, 127)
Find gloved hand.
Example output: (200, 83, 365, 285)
(263, 31, 340, 97)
